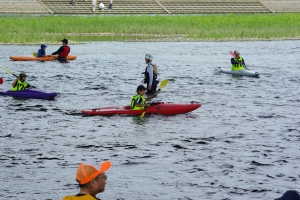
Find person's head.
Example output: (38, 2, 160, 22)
(136, 85, 147, 95)
(145, 54, 153, 63)
(41, 44, 47, 49)
(234, 50, 240, 58)
(76, 159, 111, 196)
(61, 38, 68, 45)
(19, 72, 27, 82)
(275, 190, 300, 200)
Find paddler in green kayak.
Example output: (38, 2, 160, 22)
(130, 85, 157, 110)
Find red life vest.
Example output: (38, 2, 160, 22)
(59, 46, 70, 57)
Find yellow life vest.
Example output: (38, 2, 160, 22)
(231, 57, 244, 71)
(130, 94, 146, 110)
(62, 194, 98, 200)
(153, 64, 158, 75)
(11, 79, 28, 91)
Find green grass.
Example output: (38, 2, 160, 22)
(0, 13, 300, 43)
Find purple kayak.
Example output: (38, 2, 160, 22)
(0, 89, 58, 99)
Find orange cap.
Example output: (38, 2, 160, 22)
(76, 159, 111, 185)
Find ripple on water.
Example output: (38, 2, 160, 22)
(0, 41, 300, 199)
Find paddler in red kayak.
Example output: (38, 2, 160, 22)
(12, 72, 35, 91)
(130, 85, 157, 110)
(51, 38, 70, 62)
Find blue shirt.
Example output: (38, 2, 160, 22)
(37, 49, 46, 57)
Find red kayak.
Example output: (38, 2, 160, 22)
(81, 101, 201, 116)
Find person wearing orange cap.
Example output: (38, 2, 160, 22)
(62, 159, 112, 200)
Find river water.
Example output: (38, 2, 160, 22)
(0, 41, 299, 200)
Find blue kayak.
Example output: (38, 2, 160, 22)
(0, 89, 58, 99)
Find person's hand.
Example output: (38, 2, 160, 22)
(147, 86, 151, 90)
(152, 93, 157, 98)
(144, 103, 150, 108)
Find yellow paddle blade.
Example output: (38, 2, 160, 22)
(141, 80, 168, 117)
(159, 79, 168, 90)
(156, 79, 168, 94)
(0, 65, 14, 75)
(140, 110, 146, 118)
(33, 52, 37, 57)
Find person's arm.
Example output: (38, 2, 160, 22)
(146, 66, 153, 89)
(231, 58, 239, 64)
(27, 83, 36, 89)
(134, 97, 147, 107)
(145, 93, 157, 101)
(37, 49, 42, 57)
(241, 58, 245, 65)
(42, 49, 46, 57)
(52, 46, 64, 55)
(12, 77, 19, 87)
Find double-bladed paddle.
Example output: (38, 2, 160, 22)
(0, 65, 36, 88)
(140, 79, 169, 117)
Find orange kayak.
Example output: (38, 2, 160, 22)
(9, 55, 77, 61)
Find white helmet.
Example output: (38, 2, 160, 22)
(145, 54, 153, 61)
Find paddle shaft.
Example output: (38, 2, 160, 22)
(0, 65, 36, 88)
(0, 65, 18, 77)
(140, 79, 168, 117)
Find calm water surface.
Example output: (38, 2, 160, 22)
(0, 41, 299, 200)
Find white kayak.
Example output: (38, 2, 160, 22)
(219, 68, 259, 78)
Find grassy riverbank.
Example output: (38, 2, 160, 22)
(1, 13, 300, 44)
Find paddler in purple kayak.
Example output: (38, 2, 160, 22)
(12, 72, 35, 91)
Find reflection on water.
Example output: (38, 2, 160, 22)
(132, 116, 148, 125)
(0, 40, 300, 200)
